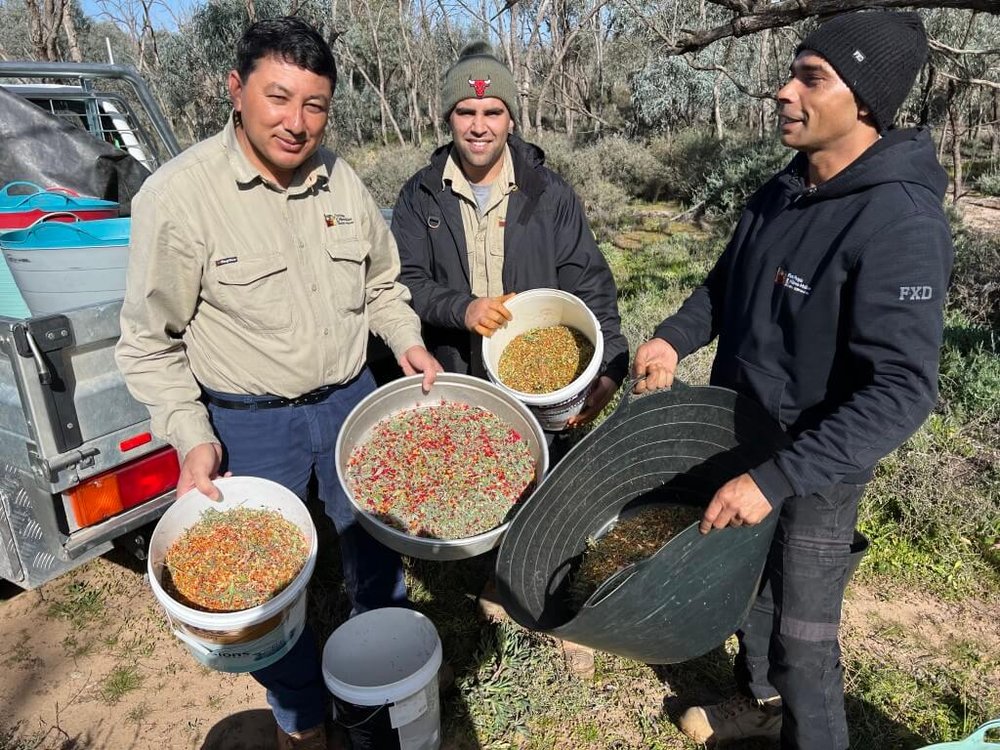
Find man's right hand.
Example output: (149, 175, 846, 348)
(632, 337, 680, 393)
(177, 442, 225, 500)
(465, 292, 516, 337)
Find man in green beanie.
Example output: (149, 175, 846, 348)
(391, 42, 630, 678)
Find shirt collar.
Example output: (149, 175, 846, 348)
(222, 112, 329, 195)
(441, 144, 517, 197)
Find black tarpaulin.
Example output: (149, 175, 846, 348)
(0, 85, 149, 214)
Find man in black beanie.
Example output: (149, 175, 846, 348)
(633, 11, 953, 749)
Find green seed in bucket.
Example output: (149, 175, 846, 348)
(163, 507, 309, 613)
(346, 401, 536, 539)
(567, 504, 701, 609)
(498, 324, 595, 394)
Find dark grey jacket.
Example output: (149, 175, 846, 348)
(655, 128, 954, 503)
(391, 135, 629, 384)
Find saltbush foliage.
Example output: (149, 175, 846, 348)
(342, 143, 431, 208)
(977, 168, 1000, 196)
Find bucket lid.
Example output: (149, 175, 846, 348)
(0, 217, 131, 250)
(494, 382, 791, 664)
(322, 608, 443, 705)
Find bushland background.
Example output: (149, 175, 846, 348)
(0, 1, 998, 748)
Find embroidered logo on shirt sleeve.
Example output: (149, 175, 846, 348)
(214, 257, 238, 266)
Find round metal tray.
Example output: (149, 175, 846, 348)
(335, 373, 549, 560)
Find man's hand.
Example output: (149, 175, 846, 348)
(465, 292, 516, 337)
(632, 337, 679, 393)
(399, 345, 444, 391)
(700, 472, 773, 534)
(177, 442, 225, 500)
(565, 374, 618, 427)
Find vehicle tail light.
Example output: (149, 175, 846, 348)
(66, 447, 180, 527)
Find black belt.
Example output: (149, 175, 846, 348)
(203, 384, 340, 410)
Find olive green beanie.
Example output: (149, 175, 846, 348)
(441, 41, 520, 123)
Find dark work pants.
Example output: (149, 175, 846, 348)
(734, 482, 867, 750)
(204, 368, 406, 733)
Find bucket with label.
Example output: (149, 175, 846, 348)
(322, 607, 442, 750)
(481, 288, 603, 431)
(147, 476, 317, 673)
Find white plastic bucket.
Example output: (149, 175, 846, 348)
(482, 288, 604, 431)
(323, 608, 443, 750)
(147, 476, 318, 673)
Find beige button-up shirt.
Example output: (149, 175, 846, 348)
(442, 146, 517, 298)
(116, 117, 423, 459)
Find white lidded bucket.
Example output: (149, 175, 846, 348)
(147, 476, 318, 673)
(482, 288, 604, 431)
(323, 608, 443, 750)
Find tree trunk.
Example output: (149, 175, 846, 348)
(61, 0, 82, 62)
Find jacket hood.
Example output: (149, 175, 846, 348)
(780, 127, 948, 202)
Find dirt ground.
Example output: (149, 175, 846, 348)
(3, 546, 999, 750)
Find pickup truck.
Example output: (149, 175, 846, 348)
(0, 61, 182, 588)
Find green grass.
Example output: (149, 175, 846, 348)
(45, 580, 104, 629)
(99, 664, 143, 704)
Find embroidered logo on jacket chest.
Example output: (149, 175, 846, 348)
(774, 267, 812, 296)
(324, 213, 354, 227)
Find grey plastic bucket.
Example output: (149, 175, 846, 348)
(495, 383, 791, 665)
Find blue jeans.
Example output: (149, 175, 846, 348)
(734, 482, 866, 750)
(204, 368, 406, 733)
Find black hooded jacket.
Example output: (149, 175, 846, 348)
(391, 135, 629, 384)
(655, 128, 954, 503)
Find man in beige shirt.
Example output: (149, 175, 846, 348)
(115, 17, 440, 750)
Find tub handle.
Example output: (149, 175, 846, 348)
(957, 720, 1000, 745)
(0, 181, 43, 198)
(25, 211, 81, 228)
(13, 191, 74, 208)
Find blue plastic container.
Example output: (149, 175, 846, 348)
(0, 181, 118, 230)
(0, 217, 130, 314)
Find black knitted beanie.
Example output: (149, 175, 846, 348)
(797, 11, 928, 132)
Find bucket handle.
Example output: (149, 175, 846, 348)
(953, 720, 1000, 745)
(170, 625, 214, 657)
(0, 181, 44, 198)
(335, 702, 389, 730)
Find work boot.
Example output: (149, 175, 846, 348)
(677, 694, 782, 744)
(275, 723, 329, 750)
(560, 639, 595, 680)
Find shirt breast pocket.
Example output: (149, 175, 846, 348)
(325, 240, 366, 312)
(212, 253, 292, 332)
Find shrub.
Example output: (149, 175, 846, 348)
(655, 129, 789, 222)
(948, 225, 1000, 328)
(342, 143, 430, 208)
(593, 135, 660, 200)
(578, 179, 631, 239)
(976, 168, 1000, 196)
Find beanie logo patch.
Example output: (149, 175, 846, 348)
(468, 78, 492, 97)
(852, 49, 866, 63)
